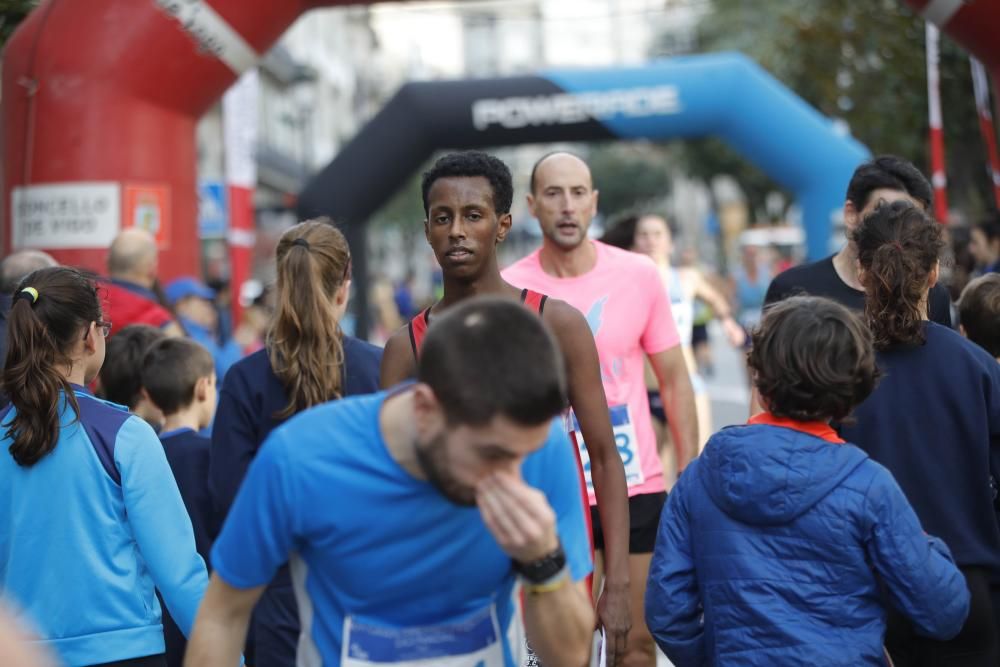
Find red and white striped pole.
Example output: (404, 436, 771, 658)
(926, 22, 949, 224)
(223, 70, 261, 328)
(971, 57, 1000, 210)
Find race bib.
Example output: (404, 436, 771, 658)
(342, 605, 505, 667)
(569, 404, 644, 493)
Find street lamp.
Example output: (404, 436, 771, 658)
(290, 64, 319, 175)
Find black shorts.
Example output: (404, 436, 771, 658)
(691, 322, 708, 346)
(647, 390, 666, 424)
(590, 491, 666, 554)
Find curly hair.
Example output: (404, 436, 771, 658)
(853, 200, 944, 350)
(749, 296, 879, 422)
(421, 151, 514, 215)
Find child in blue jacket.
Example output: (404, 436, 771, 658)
(645, 295, 970, 666)
(0, 267, 214, 667)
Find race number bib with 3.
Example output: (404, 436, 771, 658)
(569, 404, 644, 494)
(342, 605, 505, 667)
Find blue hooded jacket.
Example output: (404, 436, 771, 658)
(646, 419, 970, 667)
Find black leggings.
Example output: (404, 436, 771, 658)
(88, 655, 166, 667)
(885, 567, 999, 667)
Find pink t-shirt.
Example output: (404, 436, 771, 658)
(503, 241, 680, 502)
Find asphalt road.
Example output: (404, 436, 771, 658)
(655, 322, 749, 667)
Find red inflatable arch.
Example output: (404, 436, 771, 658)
(0, 0, 342, 276)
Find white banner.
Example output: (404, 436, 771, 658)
(926, 22, 943, 131)
(11, 182, 121, 250)
(920, 0, 965, 26)
(153, 0, 258, 75)
(971, 58, 992, 115)
(223, 69, 260, 188)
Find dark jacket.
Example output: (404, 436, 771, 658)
(209, 337, 383, 528)
(839, 322, 1000, 575)
(646, 418, 970, 667)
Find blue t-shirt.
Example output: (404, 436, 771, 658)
(212, 391, 591, 666)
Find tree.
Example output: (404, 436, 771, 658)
(0, 0, 38, 49)
(657, 0, 994, 222)
(585, 141, 674, 218)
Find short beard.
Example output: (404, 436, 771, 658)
(415, 431, 476, 506)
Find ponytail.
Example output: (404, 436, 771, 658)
(2, 267, 102, 466)
(268, 219, 351, 419)
(853, 200, 944, 349)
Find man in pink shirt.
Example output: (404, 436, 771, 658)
(504, 151, 697, 667)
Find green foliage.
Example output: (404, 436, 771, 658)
(585, 142, 673, 217)
(0, 0, 37, 48)
(369, 163, 428, 232)
(665, 0, 994, 221)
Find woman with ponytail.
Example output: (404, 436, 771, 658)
(840, 200, 1000, 666)
(209, 219, 382, 666)
(0, 267, 212, 667)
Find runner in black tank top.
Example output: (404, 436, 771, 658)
(379, 152, 633, 664)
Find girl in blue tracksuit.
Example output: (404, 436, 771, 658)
(0, 267, 210, 667)
(646, 295, 970, 667)
(209, 220, 382, 666)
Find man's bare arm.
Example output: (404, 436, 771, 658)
(380, 326, 418, 389)
(184, 574, 263, 667)
(478, 473, 594, 667)
(649, 346, 698, 469)
(546, 300, 631, 664)
(691, 271, 745, 347)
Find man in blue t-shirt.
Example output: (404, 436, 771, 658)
(186, 297, 594, 667)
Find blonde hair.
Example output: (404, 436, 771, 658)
(268, 219, 351, 419)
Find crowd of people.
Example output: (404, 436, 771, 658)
(0, 149, 999, 667)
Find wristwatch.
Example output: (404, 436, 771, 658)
(513, 542, 566, 584)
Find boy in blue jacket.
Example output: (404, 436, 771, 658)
(645, 295, 970, 666)
(141, 337, 217, 667)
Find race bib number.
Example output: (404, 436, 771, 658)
(569, 404, 644, 493)
(342, 605, 505, 667)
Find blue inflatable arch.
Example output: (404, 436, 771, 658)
(299, 52, 871, 334)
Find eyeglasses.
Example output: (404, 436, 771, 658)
(83, 321, 113, 340)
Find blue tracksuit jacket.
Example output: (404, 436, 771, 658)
(0, 387, 209, 666)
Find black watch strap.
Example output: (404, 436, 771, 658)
(513, 543, 567, 584)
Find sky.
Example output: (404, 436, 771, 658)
(369, 0, 704, 78)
